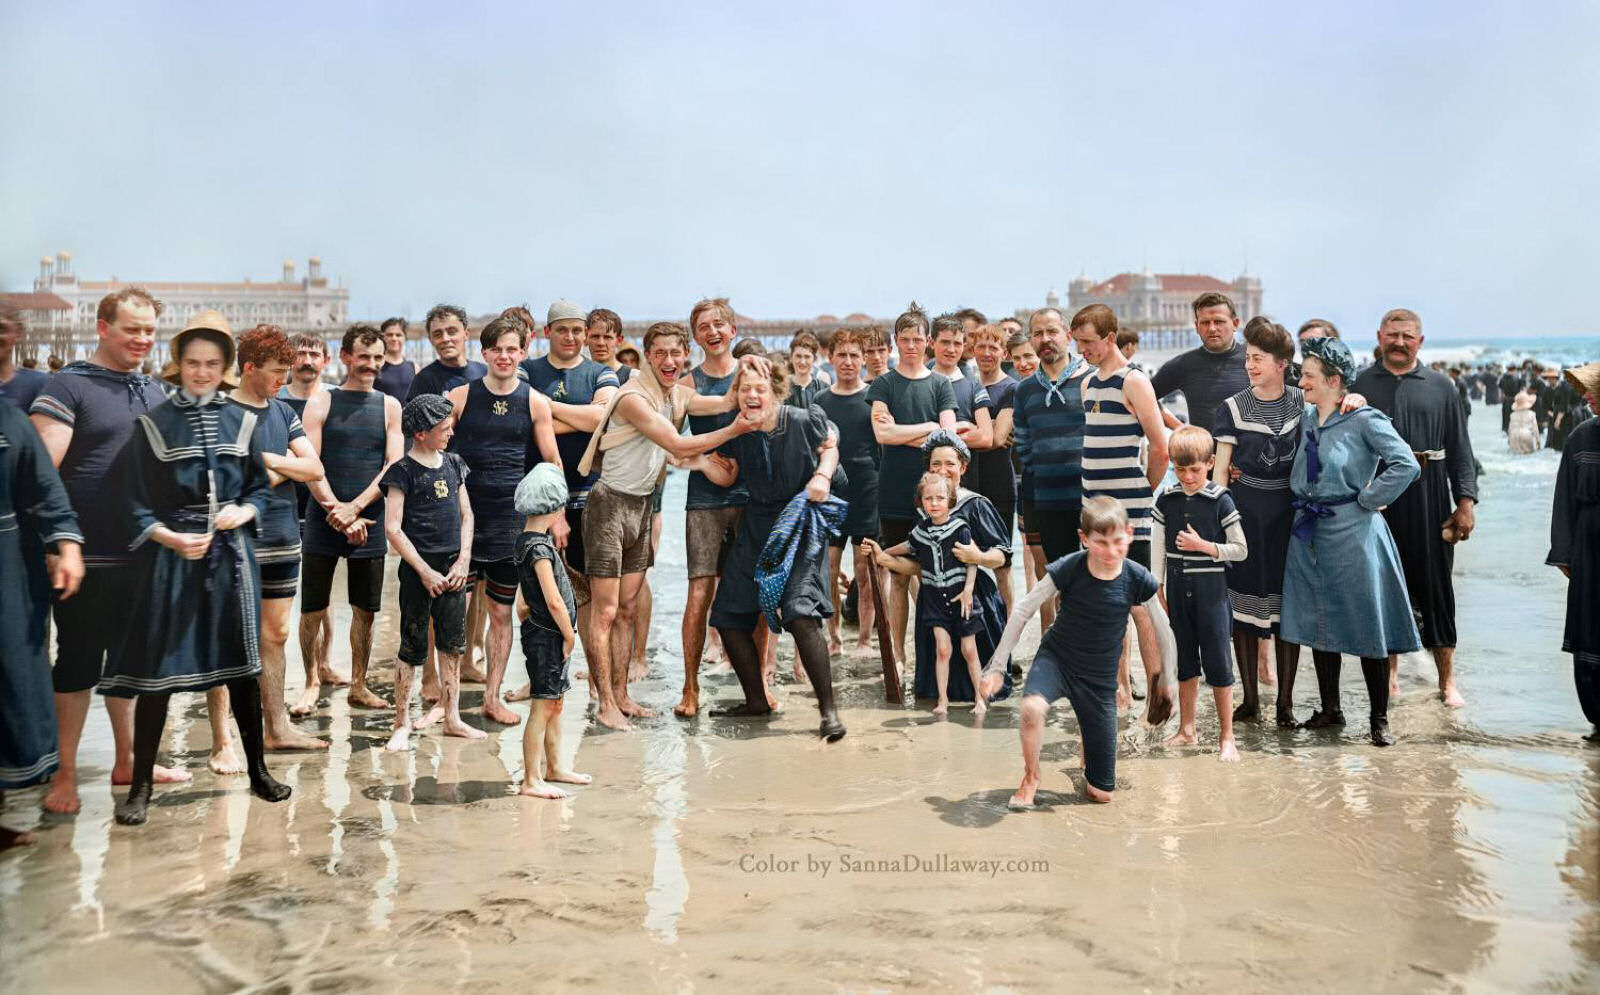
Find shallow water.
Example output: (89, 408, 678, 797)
(2, 401, 1597, 992)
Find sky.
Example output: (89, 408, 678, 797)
(2, 1, 1596, 338)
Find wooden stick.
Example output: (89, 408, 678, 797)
(863, 564, 903, 704)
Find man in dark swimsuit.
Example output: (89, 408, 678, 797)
(374, 316, 417, 403)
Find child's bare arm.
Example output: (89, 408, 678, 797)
(532, 558, 576, 648)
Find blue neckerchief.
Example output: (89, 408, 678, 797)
(1034, 358, 1083, 408)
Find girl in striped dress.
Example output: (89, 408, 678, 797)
(1070, 305, 1169, 709)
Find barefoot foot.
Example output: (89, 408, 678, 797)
(1008, 773, 1041, 810)
(289, 685, 322, 717)
(1116, 687, 1133, 712)
(517, 780, 567, 799)
(504, 683, 532, 703)
(0, 826, 37, 851)
(346, 685, 391, 710)
(1441, 683, 1466, 708)
(460, 662, 488, 684)
(414, 705, 446, 730)
(208, 747, 246, 776)
(443, 718, 487, 740)
(482, 699, 522, 725)
(548, 769, 593, 785)
(265, 728, 330, 751)
(673, 690, 700, 718)
(1219, 739, 1241, 763)
(384, 726, 412, 752)
(1163, 729, 1199, 748)
(41, 775, 81, 815)
(628, 658, 649, 682)
(619, 698, 658, 719)
(852, 643, 875, 659)
(150, 764, 191, 786)
(932, 701, 949, 717)
(317, 666, 351, 687)
(595, 705, 634, 731)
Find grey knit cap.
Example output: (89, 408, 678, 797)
(547, 299, 585, 325)
(401, 393, 454, 436)
(514, 463, 569, 517)
(921, 427, 971, 464)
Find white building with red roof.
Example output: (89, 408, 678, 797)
(1055, 269, 1263, 350)
(30, 252, 349, 333)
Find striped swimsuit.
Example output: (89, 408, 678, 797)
(1081, 368, 1153, 539)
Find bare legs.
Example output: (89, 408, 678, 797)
(888, 572, 912, 668)
(44, 691, 190, 815)
(461, 582, 489, 684)
(1163, 679, 1239, 761)
(481, 600, 520, 725)
(259, 598, 327, 750)
(931, 629, 953, 716)
(518, 698, 591, 799)
(345, 607, 388, 709)
(291, 609, 342, 717)
(677, 576, 716, 717)
(1011, 695, 1047, 808)
(1390, 647, 1466, 708)
(588, 576, 634, 730)
(205, 686, 244, 774)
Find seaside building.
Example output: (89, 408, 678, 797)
(25, 252, 349, 361)
(1030, 269, 1263, 351)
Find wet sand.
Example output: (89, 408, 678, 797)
(3, 408, 1598, 992)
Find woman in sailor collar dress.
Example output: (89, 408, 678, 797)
(100, 312, 292, 826)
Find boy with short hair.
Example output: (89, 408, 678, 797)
(980, 497, 1174, 808)
(1152, 426, 1248, 762)
(381, 394, 483, 750)
(787, 330, 829, 406)
(512, 464, 591, 799)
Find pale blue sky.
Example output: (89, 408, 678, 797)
(2, 1, 1595, 337)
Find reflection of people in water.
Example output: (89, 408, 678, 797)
(1508, 386, 1541, 454)
(1547, 361, 1600, 743)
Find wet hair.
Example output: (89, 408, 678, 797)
(731, 352, 791, 401)
(829, 328, 866, 353)
(1243, 316, 1295, 362)
(689, 297, 735, 333)
(379, 316, 408, 335)
(340, 323, 384, 355)
(480, 314, 527, 350)
(424, 303, 468, 334)
(289, 332, 326, 356)
(1380, 307, 1422, 332)
(969, 323, 1007, 348)
(1191, 291, 1237, 318)
(955, 307, 987, 326)
(643, 321, 690, 354)
(1115, 328, 1140, 348)
(1297, 318, 1339, 341)
(732, 338, 769, 360)
(894, 302, 929, 340)
(930, 312, 965, 340)
(587, 307, 622, 339)
(1070, 303, 1117, 338)
(864, 325, 890, 349)
(789, 330, 821, 356)
(998, 316, 1025, 333)
(499, 305, 539, 338)
(1079, 495, 1129, 536)
(96, 286, 164, 325)
(916, 472, 957, 506)
(237, 324, 295, 369)
(1168, 425, 1215, 467)
(1006, 331, 1033, 355)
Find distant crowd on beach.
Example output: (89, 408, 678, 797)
(1, 289, 1596, 843)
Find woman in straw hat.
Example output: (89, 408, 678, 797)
(100, 310, 292, 825)
(1547, 360, 1600, 743)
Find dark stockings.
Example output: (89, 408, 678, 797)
(115, 678, 292, 827)
(1304, 651, 1392, 746)
(712, 618, 845, 741)
(1232, 632, 1302, 727)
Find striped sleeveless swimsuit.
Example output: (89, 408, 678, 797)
(1081, 368, 1153, 539)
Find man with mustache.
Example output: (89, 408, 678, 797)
(1351, 308, 1477, 708)
(1011, 306, 1091, 564)
(299, 324, 404, 714)
(29, 287, 188, 814)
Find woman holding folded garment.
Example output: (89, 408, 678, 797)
(1279, 337, 1420, 747)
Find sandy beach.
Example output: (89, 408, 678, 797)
(2, 401, 1597, 993)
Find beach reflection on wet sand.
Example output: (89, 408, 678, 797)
(2, 411, 1597, 992)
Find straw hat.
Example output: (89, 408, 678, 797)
(162, 309, 238, 388)
(1565, 361, 1600, 398)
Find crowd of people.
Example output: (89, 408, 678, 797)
(1, 289, 1596, 844)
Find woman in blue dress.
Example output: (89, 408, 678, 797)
(100, 314, 293, 825)
(1280, 337, 1420, 746)
(686, 358, 849, 741)
(0, 402, 83, 850)
(864, 429, 1015, 704)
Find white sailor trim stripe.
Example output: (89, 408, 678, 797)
(136, 408, 257, 462)
(99, 660, 263, 694)
(0, 751, 59, 785)
(43, 530, 85, 545)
